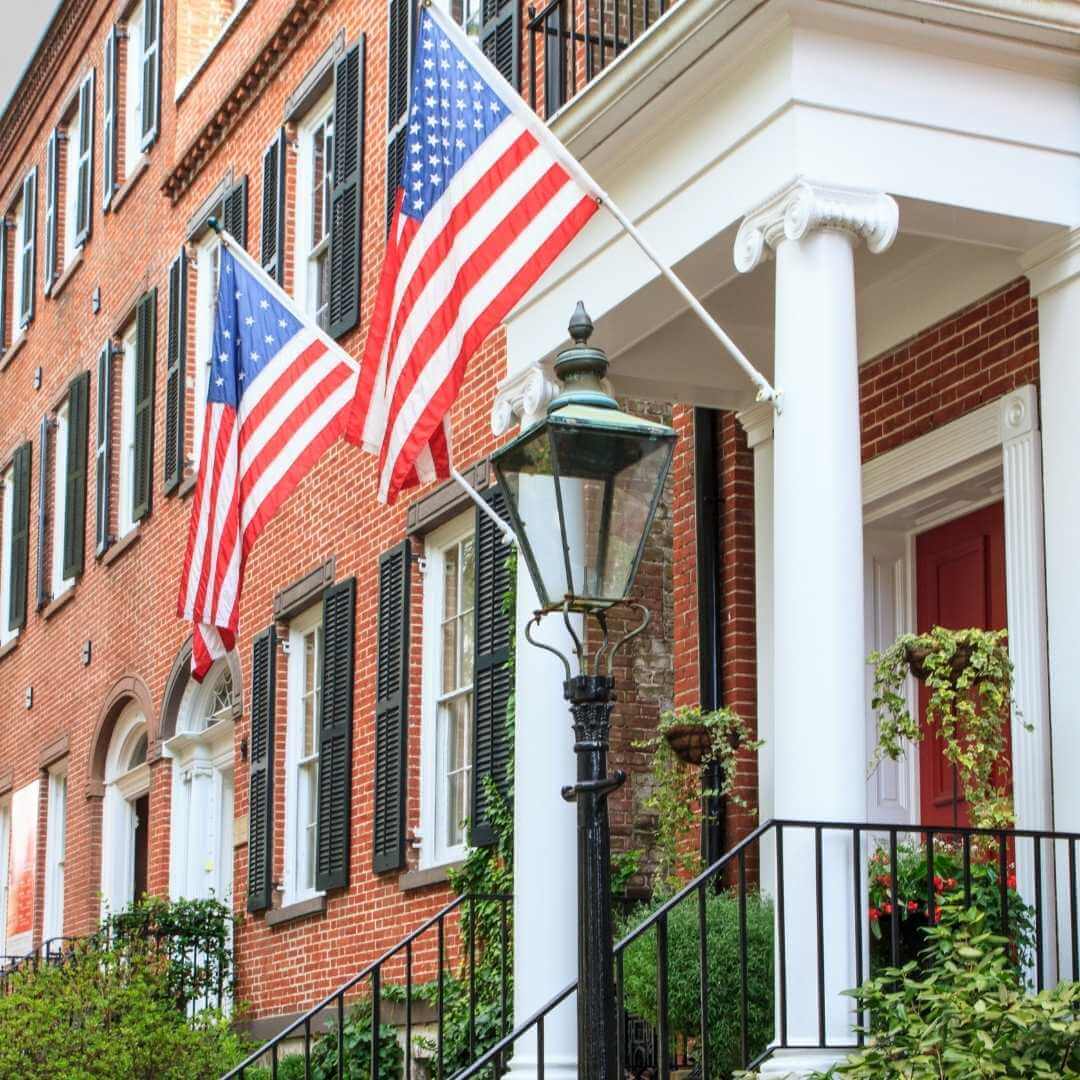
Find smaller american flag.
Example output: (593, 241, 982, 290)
(178, 237, 358, 680)
(345, 2, 601, 503)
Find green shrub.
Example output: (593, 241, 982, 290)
(0, 934, 247, 1079)
(814, 906, 1080, 1079)
(242, 1054, 308, 1080)
(619, 889, 774, 1078)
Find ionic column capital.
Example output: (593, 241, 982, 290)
(734, 179, 899, 273)
(491, 362, 560, 435)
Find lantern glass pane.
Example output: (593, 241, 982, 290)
(549, 425, 672, 603)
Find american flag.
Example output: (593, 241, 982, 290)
(345, 2, 600, 502)
(179, 239, 358, 680)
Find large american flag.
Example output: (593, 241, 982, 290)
(179, 240, 358, 679)
(345, 2, 600, 502)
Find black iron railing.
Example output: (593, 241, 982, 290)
(527, 0, 675, 118)
(225, 893, 513, 1080)
(454, 819, 1080, 1079)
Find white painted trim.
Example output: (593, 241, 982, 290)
(419, 511, 475, 871)
(123, 3, 145, 176)
(0, 797, 9, 958)
(117, 324, 138, 539)
(1021, 226, 1080, 298)
(293, 90, 335, 327)
(43, 763, 67, 941)
(51, 401, 74, 598)
(0, 463, 17, 646)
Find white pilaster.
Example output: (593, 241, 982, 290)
(737, 402, 775, 900)
(493, 366, 579, 1080)
(737, 179, 899, 1073)
(1022, 227, 1080, 982)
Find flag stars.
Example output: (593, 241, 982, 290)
(264, 334, 275, 345)
(278, 318, 288, 329)
(250, 351, 260, 362)
(245, 316, 255, 326)
(215, 377, 225, 387)
(259, 299, 269, 309)
(218, 351, 229, 363)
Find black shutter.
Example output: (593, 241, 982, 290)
(163, 250, 187, 493)
(247, 626, 277, 913)
(328, 39, 365, 340)
(102, 27, 117, 211)
(63, 371, 90, 581)
(373, 539, 411, 873)
(260, 131, 287, 285)
(132, 290, 156, 523)
(140, 0, 161, 149)
(316, 577, 356, 892)
(8, 442, 31, 632)
(223, 176, 248, 249)
(470, 488, 513, 846)
(43, 130, 58, 294)
(94, 343, 112, 555)
(74, 71, 94, 247)
(480, 0, 520, 88)
(385, 0, 413, 233)
(20, 168, 36, 329)
(35, 416, 49, 610)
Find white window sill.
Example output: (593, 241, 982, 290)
(267, 891, 325, 927)
(110, 154, 150, 213)
(1, 330, 28, 372)
(399, 858, 466, 892)
(50, 249, 84, 300)
(0, 631, 20, 661)
(42, 586, 75, 620)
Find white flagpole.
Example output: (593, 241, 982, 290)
(425, 1, 779, 408)
(450, 467, 517, 545)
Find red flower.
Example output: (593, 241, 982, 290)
(877, 874, 892, 888)
(933, 875, 945, 892)
(945, 877, 957, 889)
(1007, 873, 1017, 890)
(869, 907, 880, 922)
(907, 900, 919, 913)
(882, 902, 893, 915)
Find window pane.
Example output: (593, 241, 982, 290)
(460, 613, 473, 687)
(443, 545, 459, 619)
(441, 618, 459, 695)
(461, 536, 475, 611)
(444, 695, 471, 848)
(311, 124, 325, 247)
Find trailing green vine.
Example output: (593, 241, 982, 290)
(869, 626, 1021, 828)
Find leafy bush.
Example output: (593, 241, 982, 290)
(0, 932, 247, 1079)
(243, 1054, 309, 1080)
(619, 889, 774, 1078)
(814, 907, 1080, 1079)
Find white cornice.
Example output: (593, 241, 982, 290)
(735, 178, 899, 272)
(1020, 227, 1080, 298)
(737, 401, 775, 448)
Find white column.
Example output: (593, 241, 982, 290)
(737, 402, 775, 900)
(492, 365, 579, 1080)
(1022, 227, 1080, 981)
(736, 180, 898, 1075)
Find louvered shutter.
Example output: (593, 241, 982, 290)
(140, 0, 161, 149)
(74, 71, 94, 247)
(316, 578, 356, 891)
(19, 168, 36, 329)
(260, 131, 287, 285)
(43, 131, 58, 294)
(35, 416, 49, 610)
(480, 0, 520, 89)
(8, 442, 31, 632)
(132, 290, 156, 523)
(373, 539, 411, 873)
(385, 0, 413, 233)
(223, 177, 248, 249)
(163, 250, 187, 493)
(94, 344, 112, 555)
(470, 488, 513, 846)
(328, 40, 365, 340)
(247, 626, 276, 913)
(102, 28, 117, 211)
(63, 371, 90, 581)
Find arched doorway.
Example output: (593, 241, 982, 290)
(162, 654, 239, 907)
(100, 702, 151, 916)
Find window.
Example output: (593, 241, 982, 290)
(295, 93, 334, 330)
(192, 234, 220, 469)
(51, 404, 74, 597)
(450, 0, 482, 39)
(0, 799, 9, 957)
(0, 465, 15, 647)
(63, 108, 81, 267)
(420, 513, 476, 867)
(117, 323, 138, 539)
(284, 605, 323, 904)
(43, 765, 67, 942)
(124, 4, 146, 168)
(0, 444, 30, 645)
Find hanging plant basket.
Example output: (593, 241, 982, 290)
(663, 723, 712, 766)
(905, 642, 973, 682)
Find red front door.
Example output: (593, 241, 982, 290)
(914, 502, 1009, 827)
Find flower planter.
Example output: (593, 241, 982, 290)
(662, 724, 712, 766)
(904, 643, 972, 682)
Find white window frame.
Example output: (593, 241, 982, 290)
(293, 90, 334, 329)
(419, 512, 476, 870)
(123, 2, 146, 174)
(117, 321, 137, 539)
(51, 402, 74, 599)
(283, 604, 324, 906)
(100, 704, 150, 918)
(63, 109, 81, 268)
(192, 233, 220, 472)
(10, 195, 25, 339)
(0, 465, 16, 646)
(0, 798, 10, 959)
(43, 764, 67, 942)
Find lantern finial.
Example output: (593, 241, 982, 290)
(568, 301, 593, 344)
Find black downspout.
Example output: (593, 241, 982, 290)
(693, 407, 725, 868)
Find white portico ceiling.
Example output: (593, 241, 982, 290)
(501, 0, 1080, 409)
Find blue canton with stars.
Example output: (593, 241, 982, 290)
(402, 8, 509, 221)
(210, 247, 304, 408)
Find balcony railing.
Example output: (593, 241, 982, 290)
(527, 0, 676, 118)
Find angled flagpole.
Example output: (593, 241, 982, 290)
(426, 1, 779, 408)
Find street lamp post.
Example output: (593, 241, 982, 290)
(492, 304, 677, 1080)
